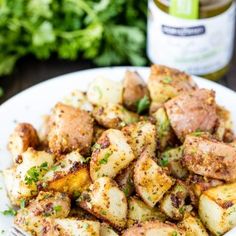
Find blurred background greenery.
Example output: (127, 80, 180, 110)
(0, 0, 147, 77)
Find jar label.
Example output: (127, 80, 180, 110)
(147, 0, 236, 75)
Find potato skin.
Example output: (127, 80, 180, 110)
(134, 151, 174, 207)
(183, 135, 236, 182)
(165, 89, 217, 141)
(92, 103, 139, 129)
(8, 123, 39, 163)
(122, 220, 186, 236)
(148, 64, 197, 108)
(123, 71, 149, 111)
(48, 103, 94, 156)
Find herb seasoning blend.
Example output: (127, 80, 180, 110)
(147, 0, 236, 80)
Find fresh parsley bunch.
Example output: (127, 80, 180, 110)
(0, 0, 147, 76)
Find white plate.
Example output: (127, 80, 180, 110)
(0, 67, 236, 235)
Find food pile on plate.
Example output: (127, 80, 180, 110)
(3, 65, 236, 236)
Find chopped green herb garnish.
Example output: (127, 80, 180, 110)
(53, 205, 62, 212)
(73, 191, 81, 198)
(179, 206, 185, 214)
(100, 210, 107, 215)
(99, 151, 112, 164)
(83, 223, 89, 229)
(136, 95, 150, 114)
(92, 143, 101, 151)
(51, 165, 58, 171)
(2, 207, 17, 216)
(162, 76, 173, 84)
(160, 153, 169, 167)
(25, 162, 48, 185)
(172, 231, 178, 236)
(20, 199, 26, 209)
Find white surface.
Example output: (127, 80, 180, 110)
(0, 67, 236, 235)
(147, 0, 236, 75)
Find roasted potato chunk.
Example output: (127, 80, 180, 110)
(8, 123, 39, 163)
(48, 103, 94, 155)
(153, 107, 176, 150)
(128, 197, 167, 227)
(148, 64, 197, 107)
(78, 177, 127, 229)
(187, 175, 223, 205)
(15, 191, 70, 235)
(62, 90, 93, 111)
(165, 89, 217, 141)
(122, 220, 186, 236)
(134, 152, 174, 207)
(55, 219, 100, 236)
(42, 150, 91, 196)
(178, 212, 208, 236)
(160, 181, 189, 220)
(122, 121, 157, 158)
(3, 148, 54, 205)
(90, 129, 135, 181)
(93, 103, 139, 129)
(199, 183, 236, 235)
(214, 105, 234, 142)
(159, 146, 188, 179)
(183, 135, 236, 181)
(123, 71, 149, 111)
(100, 223, 119, 236)
(87, 77, 123, 105)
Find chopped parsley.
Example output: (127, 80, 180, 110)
(53, 205, 62, 213)
(1, 207, 17, 216)
(172, 232, 178, 236)
(179, 206, 185, 214)
(51, 165, 58, 171)
(92, 143, 101, 151)
(73, 191, 81, 198)
(162, 76, 173, 84)
(20, 199, 26, 209)
(100, 210, 107, 215)
(136, 95, 150, 114)
(99, 151, 112, 165)
(25, 162, 48, 185)
(160, 153, 169, 167)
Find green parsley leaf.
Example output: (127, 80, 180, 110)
(136, 95, 150, 114)
(172, 232, 178, 236)
(2, 207, 17, 216)
(25, 162, 48, 185)
(160, 153, 169, 167)
(99, 151, 112, 165)
(20, 199, 26, 209)
(162, 76, 173, 84)
(53, 205, 62, 213)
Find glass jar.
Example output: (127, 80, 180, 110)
(147, 0, 236, 80)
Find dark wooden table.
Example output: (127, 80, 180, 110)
(0, 54, 236, 105)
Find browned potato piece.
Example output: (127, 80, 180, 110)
(183, 135, 236, 182)
(122, 220, 186, 236)
(8, 123, 39, 163)
(41, 151, 91, 196)
(123, 71, 149, 111)
(48, 103, 94, 155)
(134, 151, 174, 207)
(78, 177, 128, 230)
(122, 121, 157, 158)
(165, 89, 218, 141)
(187, 175, 223, 206)
(160, 181, 189, 220)
(15, 191, 70, 234)
(148, 64, 197, 110)
(93, 103, 139, 129)
(90, 129, 135, 181)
